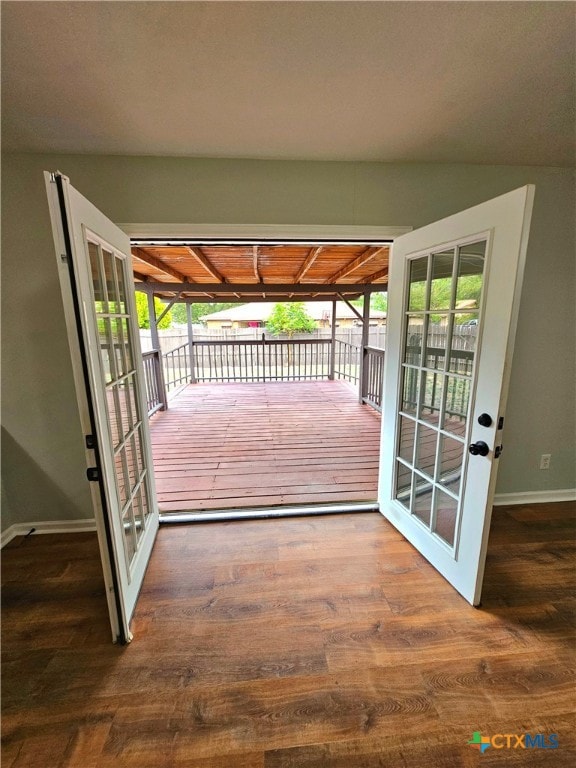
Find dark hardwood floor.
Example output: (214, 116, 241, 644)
(2, 502, 575, 766)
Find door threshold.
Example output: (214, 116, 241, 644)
(159, 501, 379, 524)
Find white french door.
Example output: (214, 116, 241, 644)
(379, 186, 535, 605)
(45, 172, 159, 642)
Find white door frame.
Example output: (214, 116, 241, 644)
(119, 223, 412, 241)
(121, 222, 409, 521)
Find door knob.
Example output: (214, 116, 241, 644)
(477, 413, 492, 427)
(469, 441, 490, 457)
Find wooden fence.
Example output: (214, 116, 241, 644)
(140, 325, 389, 354)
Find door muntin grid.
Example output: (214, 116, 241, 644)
(394, 240, 486, 550)
(87, 236, 152, 577)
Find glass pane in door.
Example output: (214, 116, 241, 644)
(408, 258, 428, 311)
(398, 416, 416, 463)
(87, 237, 150, 576)
(425, 317, 448, 370)
(415, 423, 437, 478)
(394, 240, 487, 548)
(395, 461, 412, 508)
(404, 316, 424, 366)
(115, 254, 128, 314)
(429, 250, 454, 310)
(433, 490, 458, 546)
(102, 249, 115, 312)
(443, 376, 470, 436)
(438, 434, 465, 495)
(420, 370, 443, 422)
(456, 242, 485, 309)
(449, 314, 477, 375)
(413, 479, 433, 526)
(401, 366, 419, 415)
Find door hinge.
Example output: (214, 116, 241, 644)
(86, 467, 100, 482)
(85, 434, 97, 450)
(495, 445, 503, 459)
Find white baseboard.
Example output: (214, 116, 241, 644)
(2, 491, 574, 546)
(1, 518, 97, 548)
(493, 489, 576, 507)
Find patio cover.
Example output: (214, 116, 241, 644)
(130, 243, 390, 303)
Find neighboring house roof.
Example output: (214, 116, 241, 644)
(200, 301, 386, 323)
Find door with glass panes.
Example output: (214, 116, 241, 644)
(379, 186, 534, 605)
(45, 172, 159, 643)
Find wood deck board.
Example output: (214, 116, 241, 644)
(150, 381, 381, 512)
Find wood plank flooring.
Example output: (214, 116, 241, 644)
(2, 502, 575, 766)
(149, 381, 381, 512)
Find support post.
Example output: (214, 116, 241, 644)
(358, 291, 370, 404)
(329, 299, 337, 380)
(146, 290, 161, 352)
(186, 302, 197, 384)
(146, 290, 168, 409)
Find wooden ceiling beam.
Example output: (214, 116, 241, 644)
(363, 266, 389, 284)
(186, 246, 226, 283)
(253, 246, 261, 282)
(156, 292, 182, 324)
(326, 245, 388, 283)
(147, 293, 363, 304)
(295, 246, 323, 283)
(155, 292, 215, 300)
(142, 281, 383, 296)
(337, 293, 364, 322)
(133, 271, 149, 283)
(132, 247, 187, 282)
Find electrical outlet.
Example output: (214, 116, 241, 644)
(540, 454, 552, 470)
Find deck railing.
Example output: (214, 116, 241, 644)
(189, 338, 333, 383)
(144, 337, 477, 423)
(333, 339, 361, 384)
(145, 336, 388, 416)
(403, 346, 474, 421)
(141, 350, 168, 416)
(362, 346, 386, 411)
(163, 342, 192, 393)
(160, 337, 368, 389)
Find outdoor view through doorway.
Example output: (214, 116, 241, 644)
(132, 241, 393, 516)
(48, 173, 533, 637)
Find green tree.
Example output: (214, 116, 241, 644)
(350, 293, 388, 313)
(409, 275, 482, 323)
(454, 275, 482, 323)
(170, 302, 188, 325)
(266, 302, 317, 337)
(371, 292, 388, 312)
(135, 291, 172, 329)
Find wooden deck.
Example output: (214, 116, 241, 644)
(149, 380, 381, 512)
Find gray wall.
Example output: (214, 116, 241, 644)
(1, 479, 15, 533)
(1, 153, 574, 530)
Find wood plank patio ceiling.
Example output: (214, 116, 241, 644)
(131, 244, 389, 301)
